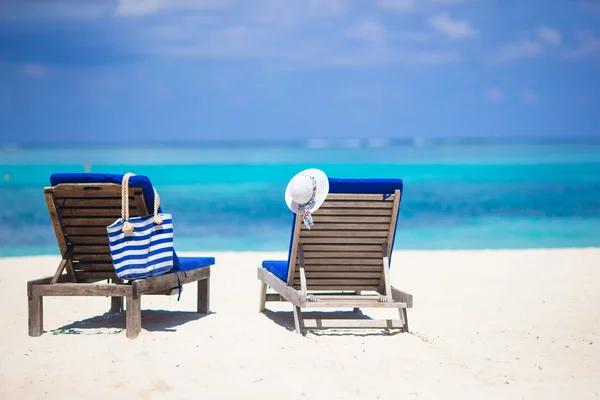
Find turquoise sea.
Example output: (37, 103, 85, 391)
(1, 142, 599, 257)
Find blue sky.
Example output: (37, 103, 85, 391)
(0, 0, 599, 144)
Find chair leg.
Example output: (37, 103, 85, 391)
(292, 306, 304, 335)
(125, 295, 141, 339)
(259, 282, 267, 312)
(110, 278, 123, 313)
(110, 296, 123, 313)
(353, 290, 361, 313)
(28, 295, 43, 337)
(197, 277, 210, 314)
(400, 308, 409, 333)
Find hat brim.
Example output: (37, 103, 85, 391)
(285, 168, 330, 215)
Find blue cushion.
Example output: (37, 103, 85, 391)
(174, 257, 215, 272)
(50, 173, 161, 213)
(49, 173, 215, 273)
(270, 177, 404, 283)
(262, 260, 289, 282)
(329, 178, 403, 195)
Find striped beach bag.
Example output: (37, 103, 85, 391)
(106, 173, 175, 280)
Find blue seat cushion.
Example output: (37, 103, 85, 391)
(262, 260, 288, 282)
(174, 257, 215, 272)
(50, 173, 161, 213)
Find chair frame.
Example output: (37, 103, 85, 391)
(258, 189, 413, 335)
(27, 182, 211, 339)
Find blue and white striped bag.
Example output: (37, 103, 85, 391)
(106, 173, 174, 280)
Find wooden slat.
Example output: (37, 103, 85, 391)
(392, 286, 413, 308)
(302, 319, 403, 329)
(133, 267, 210, 297)
(32, 283, 131, 297)
(300, 237, 388, 244)
(67, 236, 110, 245)
(302, 244, 384, 252)
(296, 258, 382, 265)
(72, 253, 113, 262)
(71, 245, 111, 254)
(286, 214, 303, 286)
(132, 193, 149, 217)
(71, 261, 114, 271)
(63, 226, 110, 235)
(320, 201, 393, 209)
(44, 192, 77, 282)
(265, 293, 288, 302)
(54, 198, 131, 207)
(76, 271, 119, 280)
(303, 251, 381, 258)
(313, 215, 391, 223)
(291, 264, 382, 272)
(258, 268, 305, 306)
(60, 217, 118, 226)
(52, 185, 141, 198)
(301, 230, 389, 237)
(293, 278, 381, 285)
(292, 271, 381, 278)
(303, 301, 406, 309)
(294, 285, 379, 291)
(315, 208, 392, 216)
(387, 189, 401, 258)
(301, 223, 390, 230)
(54, 208, 123, 217)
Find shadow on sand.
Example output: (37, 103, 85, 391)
(262, 309, 403, 337)
(51, 310, 212, 335)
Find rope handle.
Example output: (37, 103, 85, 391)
(121, 172, 163, 233)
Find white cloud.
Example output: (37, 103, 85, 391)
(491, 40, 542, 65)
(567, 30, 600, 59)
(485, 87, 503, 102)
(537, 27, 561, 45)
(0, 0, 460, 70)
(377, 0, 415, 12)
(428, 13, 477, 39)
(521, 89, 539, 103)
(115, 0, 229, 17)
(22, 64, 48, 78)
(137, 2, 461, 69)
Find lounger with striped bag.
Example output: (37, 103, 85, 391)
(106, 173, 175, 280)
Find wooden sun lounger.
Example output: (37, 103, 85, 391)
(257, 189, 413, 335)
(28, 182, 211, 339)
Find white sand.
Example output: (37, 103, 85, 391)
(0, 249, 599, 400)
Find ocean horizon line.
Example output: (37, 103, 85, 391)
(3, 136, 600, 150)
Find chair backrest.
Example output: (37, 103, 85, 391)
(44, 183, 148, 282)
(287, 189, 401, 293)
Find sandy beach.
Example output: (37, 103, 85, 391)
(0, 249, 599, 399)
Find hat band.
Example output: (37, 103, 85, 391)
(296, 176, 317, 230)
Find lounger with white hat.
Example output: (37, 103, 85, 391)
(257, 169, 413, 335)
(27, 173, 215, 339)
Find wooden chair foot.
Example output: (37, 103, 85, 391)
(197, 277, 210, 314)
(259, 282, 267, 313)
(28, 295, 43, 337)
(401, 308, 409, 333)
(110, 296, 123, 313)
(292, 306, 305, 335)
(125, 296, 141, 339)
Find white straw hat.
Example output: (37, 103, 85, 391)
(285, 168, 329, 229)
